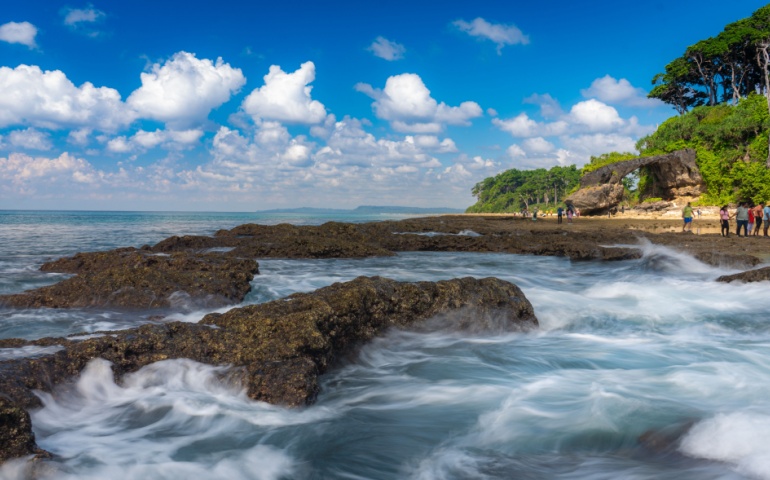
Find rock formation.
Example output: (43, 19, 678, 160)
(566, 149, 705, 215)
(717, 265, 770, 283)
(0, 276, 537, 463)
(0, 250, 259, 309)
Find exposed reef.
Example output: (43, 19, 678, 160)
(0, 250, 259, 309)
(717, 265, 770, 283)
(0, 276, 537, 463)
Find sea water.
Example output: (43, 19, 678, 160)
(1, 211, 770, 479)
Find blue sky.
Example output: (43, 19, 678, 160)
(1, 1, 767, 211)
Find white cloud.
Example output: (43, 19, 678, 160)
(127, 51, 245, 129)
(0, 21, 37, 48)
(6, 128, 52, 150)
(453, 17, 529, 54)
(522, 137, 555, 154)
(581, 75, 663, 108)
(569, 99, 624, 131)
(107, 128, 204, 152)
(506, 144, 525, 158)
(241, 61, 327, 124)
(368, 36, 406, 61)
(67, 128, 92, 146)
(492, 113, 567, 138)
(0, 152, 97, 183)
(0, 64, 132, 131)
(63, 5, 106, 26)
(523, 93, 564, 119)
(560, 133, 638, 158)
(356, 73, 482, 133)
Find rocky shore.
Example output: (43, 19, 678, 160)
(2, 213, 769, 466)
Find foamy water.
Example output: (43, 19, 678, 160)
(2, 211, 770, 479)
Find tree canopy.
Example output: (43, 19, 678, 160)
(649, 6, 770, 114)
(467, 165, 580, 213)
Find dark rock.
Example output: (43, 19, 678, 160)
(695, 252, 762, 269)
(717, 266, 770, 283)
(0, 276, 537, 463)
(633, 201, 675, 212)
(567, 149, 704, 215)
(565, 184, 625, 215)
(0, 397, 50, 464)
(1, 251, 259, 309)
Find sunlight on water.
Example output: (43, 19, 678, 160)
(2, 212, 770, 479)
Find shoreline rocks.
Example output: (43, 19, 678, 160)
(0, 276, 537, 464)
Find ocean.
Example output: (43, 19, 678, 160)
(1, 210, 769, 479)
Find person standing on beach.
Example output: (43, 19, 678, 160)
(682, 202, 694, 232)
(557, 206, 564, 224)
(736, 202, 749, 237)
(754, 203, 764, 236)
(720, 205, 731, 237)
(748, 205, 755, 235)
(764, 203, 770, 236)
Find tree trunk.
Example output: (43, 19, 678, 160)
(758, 43, 770, 167)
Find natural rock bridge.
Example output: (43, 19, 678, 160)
(565, 149, 705, 215)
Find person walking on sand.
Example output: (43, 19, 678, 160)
(557, 206, 564, 224)
(682, 202, 694, 232)
(754, 203, 764, 236)
(720, 205, 732, 237)
(748, 204, 755, 235)
(736, 202, 749, 237)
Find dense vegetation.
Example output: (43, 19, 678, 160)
(649, 5, 770, 115)
(466, 165, 580, 213)
(636, 93, 770, 205)
(468, 6, 770, 213)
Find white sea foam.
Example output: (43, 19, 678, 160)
(680, 411, 770, 479)
(0, 345, 63, 360)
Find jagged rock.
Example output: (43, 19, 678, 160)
(565, 184, 625, 215)
(1, 251, 259, 309)
(0, 276, 537, 463)
(716, 266, 770, 283)
(155, 222, 395, 259)
(695, 252, 762, 269)
(567, 149, 705, 215)
(632, 201, 674, 212)
(0, 398, 49, 464)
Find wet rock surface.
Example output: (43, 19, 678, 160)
(1, 251, 259, 309)
(716, 265, 770, 283)
(0, 276, 537, 463)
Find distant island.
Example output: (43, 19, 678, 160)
(256, 205, 465, 215)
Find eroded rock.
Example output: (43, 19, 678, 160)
(717, 266, 770, 283)
(1, 251, 259, 309)
(0, 276, 537, 463)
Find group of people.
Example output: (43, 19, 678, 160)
(713, 202, 770, 237)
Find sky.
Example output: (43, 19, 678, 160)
(1, 1, 768, 212)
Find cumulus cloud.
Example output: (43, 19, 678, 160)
(355, 73, 482, 133)
(453, 17, 529, 54)
(522, 137, 555, 154)
(0, 21, 37, 48)
(0, 64, 132, 131)
(581, 75, 663, 108)
(368, 36, 406, 61)
(523, 93, 564, 119)
(127, 51, 245, 129)
(492, 113, 567, 138)
(568, 99, 624, 131)
(106, 128, 204, 152)
(5, 128, 52, 150)
(0, 152, 98, 184)
(241, 61, 327, 124)
(62, 5, 106, 27)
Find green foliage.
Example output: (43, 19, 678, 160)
(648, 5, 770, 112)
(637, 93, 770, 204)
(643, 197, 663, 203)
(466, 165, 581, 213)
(580, 152, 639, 174)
